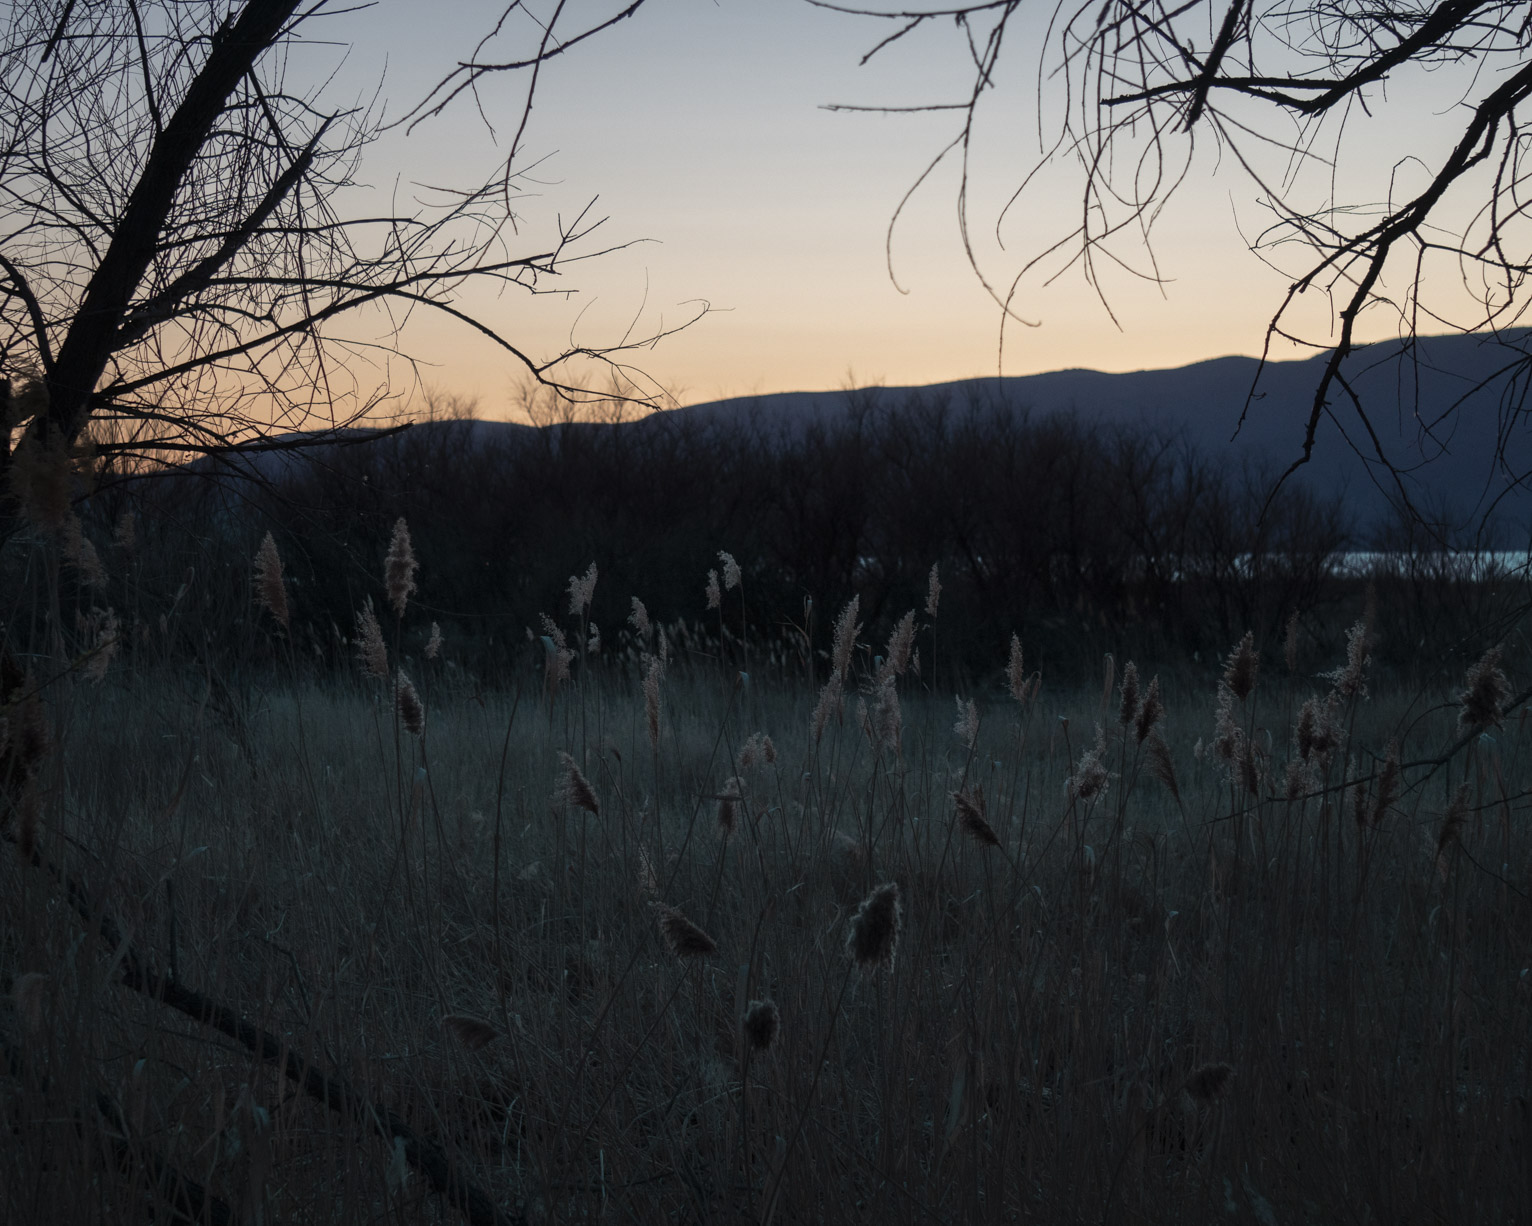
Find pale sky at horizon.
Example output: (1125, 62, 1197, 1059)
(309, 0, 1511, 417)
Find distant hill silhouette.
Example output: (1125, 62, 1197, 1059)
(674, 330, 1532, 539)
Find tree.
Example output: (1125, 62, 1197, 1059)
(818, 0, 1532, 509)
(0, 0, 673, 546)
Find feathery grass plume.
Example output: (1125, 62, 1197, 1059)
(1145, 730, 1179, 801)
(1134, 675, 1164, 744)
(1371, 741, 1401, 826)
(1006, 634, 1026, 702)
(1284, 609, 1300, 672)
(1118, 661, 1141, 728)
(831, 596, 861, 679)
(719, 550, 742, 591)
(654, 903, 717, 958)
(629, 597, 652, 640)
(65, 522, 106, 588)
(642, 653, 663, 749)
(811, 673, 844, 743)
(716, 776, 743, 836)
(587, 622, 601, 654)
(1295, 695, 1340, 762)
(1435, 782, 1472, 876)
(743, 999, 780, 1052)
(1212, 684, 1244, 765)
(762, 734, 777, 764)
(540, 615, 574, 690)
(395, 670, 426, 736)
(424, 622, 442, 659)
(384, 518, 418, 617)
(442, 1014, 499, 1051)
(12, 971, 47, 1035)
(705, 568, 722, 610)
(880, 610, 916, 680)
(953, 785, 1001, 847)
(847, 882, 902, 972)
(355, 600, 388, 679)
(556, 752, 600, 815)
(870, 675, 902, 755)
(253, 531, 290, 629)
(1186, 1063, 1233, 1102)
(568, 562, 598, 616)
(925, 563, 941, 618)
(1192, 737, 1205, 761)
(1223, 632, 1259, 702)
(81, 607, 119, 683)
(953, 697, 979, 749)
(114, 507, 136, 553)
(1325, 618, 1372, 701)
(1068, 725, 1110, 801)
(737, 732, 765, 772)
(1458, 645, 1510, 735)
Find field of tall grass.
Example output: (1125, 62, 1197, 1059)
(3, 524, 1530, 1224)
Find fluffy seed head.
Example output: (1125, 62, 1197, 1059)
(1223, 633, 1258, 702)
(356, 600, 387, 679)
(1436, 782, 1472, 867)
(1212, 684, 1243, 764)
(254, 532, 289, 629)
(705, 569, 722, 610)
(442, 1014, 499, 1051)
(1118, 661, 1140, 728)
(384, 518, 418, 618)
(925, 563, 941, 618)
(556, 751, 600, 815)
(654, 903, 717, 958)
(1458, 645, 1510, 736)
(743, 999, 780, 1052)
(881, 610, 916, 680)
(1006, 634, 1026, 703)
(870, 675, 902, 755)
(629, 597, 652, 640)
(719, 551, 742, 591)
(847, 882, 902, 972)
(642, 653, 663, 749)
(395, 670, 426, 736)
(425, 622, 442, 660)
(1325, 618, 1372, 701)
(953, 786, 1000, 847)
(953, 697, 979, 749)
(1134, 675, 1164, 743)
(831, 596, 861, 679)
(1068, 725, 1109, 802)
(811, 674, 843, 743)
(1145, 730, 1179, 801)
(568, 562, 598, 616)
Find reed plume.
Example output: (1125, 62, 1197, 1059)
(424, 622, 442, 660)
(384, 518, 417, 617)
(953, 697, 979, 749)
(1145, 730, 1179, 801)
(1068, 725, 1109, 801)
(1435, 782, 1472, 879)
(869, 675, 902, 755)
(253, 531, 289, 629)
(1325, 618, 1372, 700)
(1458, 645, 1510, 735)
(705, 568, 722, 610)
(642, 653, 663, 750)
(719, 551, 742, 591)
(629, 597, 652, 640)
(880, 610, 916, 680)
(1223, 632, 1258, 701)
(556, 752, 600, 815)
(831, 596, 860, 679)
(395, 670, 425, 736)
(654, 903, 717, 958)
(1134, 675, 1164, 743)
(1007, 634, 1026, 703)
(811, 673, 843, 743)
(1118, 661, 1140, 728)
(355, 600, 388, 679)
(953, 786, 1000, 848)
(847, 882, 901, 972)
(568, 562, 598, 616)
(925, 564, 941, 618)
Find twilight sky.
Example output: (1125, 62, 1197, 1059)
(318, 0, 1498, 415)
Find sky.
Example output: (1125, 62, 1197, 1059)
(314, 0, 1508, 416)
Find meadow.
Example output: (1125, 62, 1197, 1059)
(2, 527, 1530, 1225)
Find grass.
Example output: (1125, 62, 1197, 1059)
(3, 575, 1530, 1225)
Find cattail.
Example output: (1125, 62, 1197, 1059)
(642, 653, 663, 749)
(395, 670, 425, 735)
(831, 596, 861, 679)
(442, 1014, 499, 1051)
(355, 600, 388, 679)
(629, 597, 652, 640)
(253, 532, 290, 629)
(568, 562, 598, 616)
(1284, 609, 1300, 672)
(953, 786, 1001, 847)
(953, 697, 979, 749)
(384, 518, 417, 618)
(1371, 741, 1400, 826)
(705, 569, 722, 610)
(1458, 645, 1510, 735)
(925, 564, 941, 618)
(1326, 618, 1372, 701)
(1223, 632, 1258, 702)
(811, 673, 843, 743)
(1436, 782, 1472, 869)
(1068, 725, 1109, 802)
(654, 903, 717, 958)
(12, 971, 47, 1035)
(719, 551, 742, 591)
(1186, 1063, 1233, 1102)
(1006, 634, 1026, 703)
(1146, 730, 1179, 801)
(742, 999, 780, 1052)
(847, 882, 901, 972)
(1118, 661, 1141, 728)
(1134, 675, 1164, 744)
(556, 751, 600, 815)
(425, 622, 442, 659)
(716, 776, 742, 835)
(881, 610, 916, 679)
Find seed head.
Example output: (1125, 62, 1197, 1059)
(881, 610, 916, 680)
(953, 697, 979, 749)
(847, 882, 902, 972)
(1458, 645, 1511, 736)
(654, 903, 717, 958)
(1325, 618, 1372, 701)
(742, 999, 780, 1052)
(394, 670, 426, 736)
(1118, 661, 1141, 728)
(811, 674, 844, 743)
(925, 564, 941, 618)
(719, 551, 742, 591)
(1068, 725, 1109, 802)
(568, 562, 598, 616)
(831, 596, 861, 679)
(355, 600, 387, 679)
(384, 518, 418, 618)
(1222, 632, 1258, 702)
(953, 786, 1000, 848)
(1436, 782, 1472, 872)
(1145, 730, 1179, 801)
(425, 622, 442, 660)
(1006, 634, 1026, 703)
(642, 653, 663, 749)
(705, 569, 722, 610)
(629, 597, 652, 640)
(1134, 675, 1164, 744)
(556, 751, 600, 815)
(254, 532, 290, 630)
